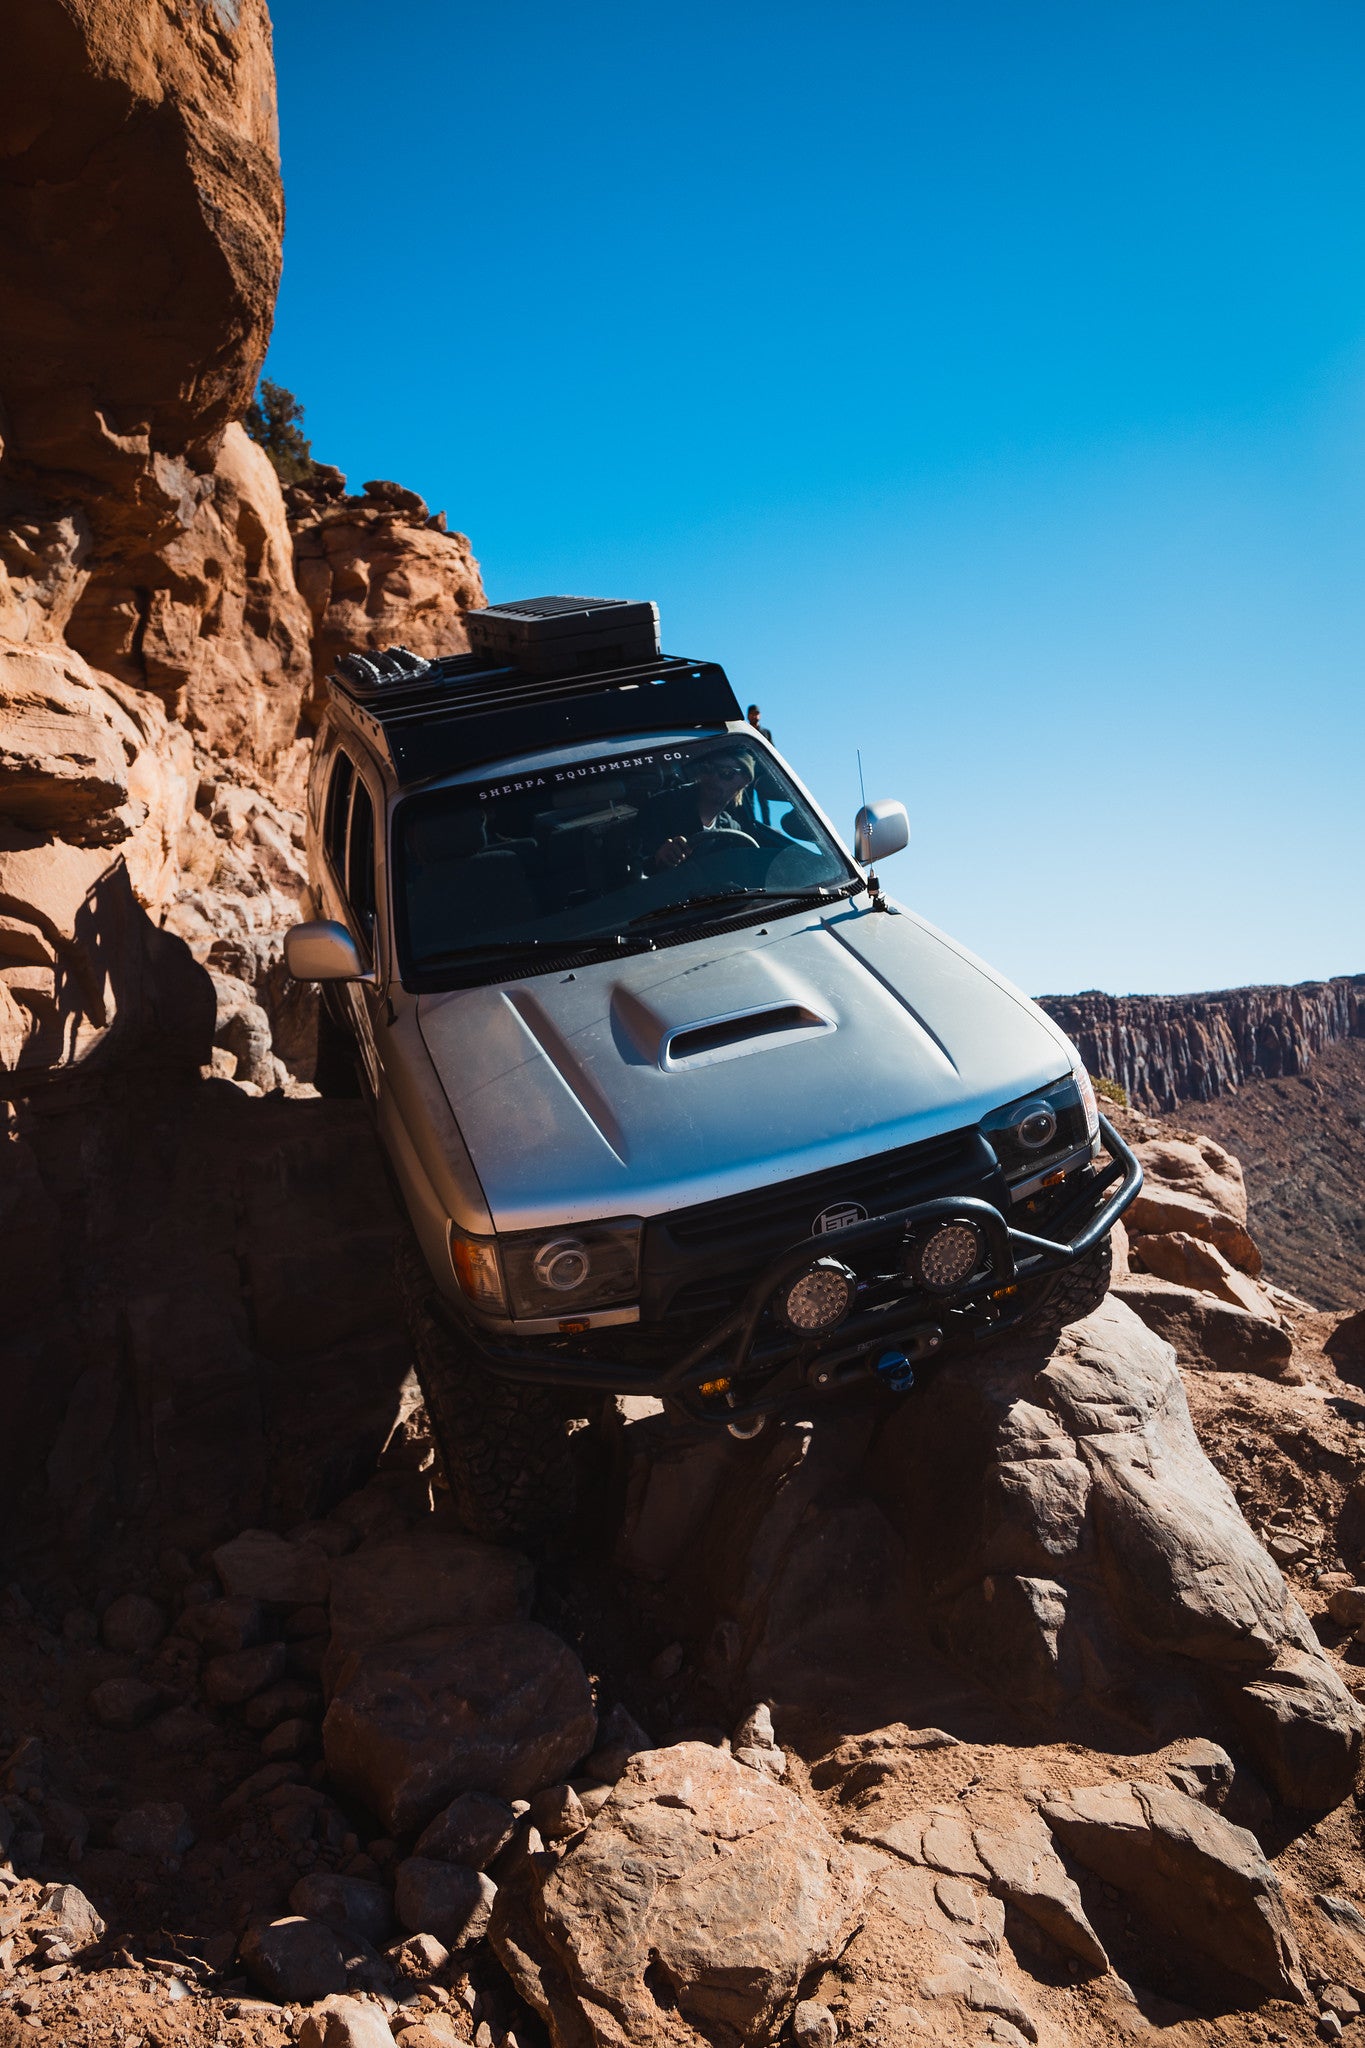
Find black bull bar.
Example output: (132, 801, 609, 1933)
(451, 1115, 1144, 1417)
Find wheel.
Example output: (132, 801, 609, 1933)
(312, 996, 361, 1098)
(394, 1238, 578, 1547)
(1018, 1234, 1113, 1338)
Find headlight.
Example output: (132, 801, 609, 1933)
(980, 1073, 1093, 1181)
(502, 1218, 641, 1320)
(449, 1218, 642, 1320)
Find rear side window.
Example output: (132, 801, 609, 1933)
(324, 752, 355, 876)
(347, 779, 376, 939)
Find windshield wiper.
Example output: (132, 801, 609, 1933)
(622, 881, 861, 933)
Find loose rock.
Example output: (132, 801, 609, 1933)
(204, 1640, 288, 1705)
(215, 1529, 332, 1608)
(289, 1873, 393, 1948)
(415, 1790, 518, 1869)
(110, 1801, 194, 1864)
(100, 1593, 166, 1658)
(323, 1622, 597, 1835)
(394, 1859, 496, 1949)
(240, 1915, 349, 2005)
(297, 1994, 396, 2048)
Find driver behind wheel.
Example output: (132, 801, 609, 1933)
(641, 747, 758, 869)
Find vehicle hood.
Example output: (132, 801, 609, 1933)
(417, 903, 1076, 1230)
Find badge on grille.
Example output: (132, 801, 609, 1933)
(813, 1201, 868, 1236)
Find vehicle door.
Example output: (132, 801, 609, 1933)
(320, 747, 383, 1095)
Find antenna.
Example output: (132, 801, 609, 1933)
(857, 748, 868, 814)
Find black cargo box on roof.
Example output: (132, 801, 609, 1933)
(466, 596, 661, 677)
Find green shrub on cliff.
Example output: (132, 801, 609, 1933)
(243, 378, 316, 484)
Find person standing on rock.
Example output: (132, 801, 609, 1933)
(747, 704, 773, 743)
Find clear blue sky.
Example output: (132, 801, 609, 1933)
(265, 0, 1365, 998)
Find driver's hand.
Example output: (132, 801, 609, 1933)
(656, 836, 691, 869)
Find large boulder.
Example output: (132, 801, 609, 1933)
(1114, 1275, 1293, 1376)
(323, 1622, 597, 1835)
(1042, 1779, 1306, 1999)
(1129, 1231, 1274, 1315)
(491, 1742, 864, 2048)
(1125, 1186, 1262, 1275)
(322, 1529, 533, 1695)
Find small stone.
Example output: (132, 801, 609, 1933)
(239, 1915, 347, 2004)
(414, 1791, 517, 1870)
(87, 1677, 165, 1729)
(792, 1999, 839, 2047)
(100, 1594, 166, 1658)
(1320, 2014, 1344, 2041)
(385, 1932, 449, 1981)
(1321, 1985, 1361, 2019)
(733, 1702, 775, 1750)
(37, 1884, 105, 1950)
(393, 1860, 496, 1948)
(584, 1703, 652, 1783)
(204, 1640, 288, 1705)
(111, 1802, 194, 1865)
(734, 1743, 787, 1778)
(297, 1993, 395, 2048)
(1269, 1536, 1309, 1567)
(179, 1596, 264, 1654)
(214, 1530, 332, 1608)
(528, 1784, 586, 1843)
(289, 1873, 393, 1947)
(263, 1717, 317, 1760)
(244, 1681, 318, 1731)
(1328, 1587, 1365, 1630)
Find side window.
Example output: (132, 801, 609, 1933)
(324, 751, 355, 876)
(347, 779, 377, 941)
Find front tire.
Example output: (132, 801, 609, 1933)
(1018, 1234, 1113, 1339)
(395, 1239, 578, 1547)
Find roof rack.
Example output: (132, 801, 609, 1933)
(328, 645, 744, 789)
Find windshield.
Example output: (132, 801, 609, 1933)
(394, 733, 857, 984)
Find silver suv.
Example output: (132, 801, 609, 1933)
(287, 597, 1140, 1540)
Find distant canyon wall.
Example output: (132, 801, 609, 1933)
(1039, 976, 1365, 1110)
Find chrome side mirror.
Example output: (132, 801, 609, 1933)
(854, 800, 910, 866)
(284, 920, 374, 983)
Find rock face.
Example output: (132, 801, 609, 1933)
(1, 0, 281, 511)
(492, 1742, 864, 2048)
(1038, 978, 1365, 1110)
(287, 475, 485, 716)
(0, 1, 483, 1086)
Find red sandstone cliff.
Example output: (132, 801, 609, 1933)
(0, 0, 484, 1082)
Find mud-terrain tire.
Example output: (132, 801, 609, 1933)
(312, 996, 361, 1098)
(395, 1239, 578, 1547)
(1018, 1233, 1113, 1339)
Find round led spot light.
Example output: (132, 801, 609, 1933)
(1013, 1101, 1059, 1151)
(532, 1237, 592, 1292)
(777, 1258, 856, 1334)
(913, 1220, 984, 1293)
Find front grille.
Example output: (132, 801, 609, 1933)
(664, 1128, 979, 1251)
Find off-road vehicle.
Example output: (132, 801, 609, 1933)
(287, 596, 1141, 1539)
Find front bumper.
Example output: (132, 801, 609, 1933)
(443, 1115, 1144, 1422)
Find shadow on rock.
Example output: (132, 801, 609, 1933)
(612, 1297, 1364, 1814)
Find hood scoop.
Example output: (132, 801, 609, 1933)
(610, 954, 836, 1073)
(663, 1002, 830, 1069)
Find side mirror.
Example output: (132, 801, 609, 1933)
(284, 920, 374, 983)
(854, 800, 910, 866)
